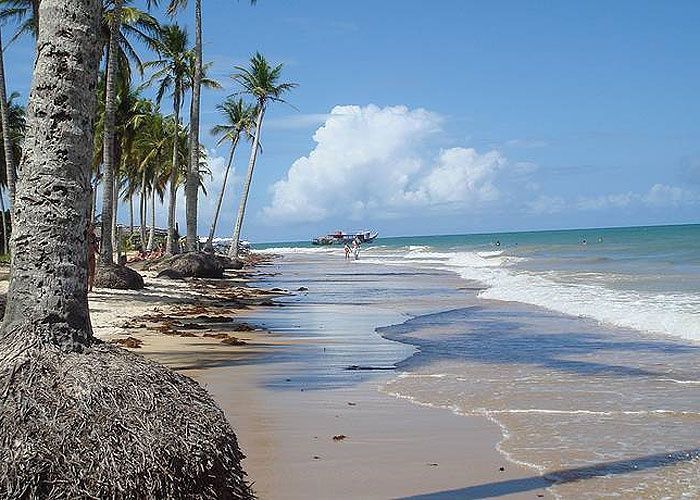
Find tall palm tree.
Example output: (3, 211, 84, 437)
(98, 0, 124, 265)
(98, 2, 158, 265)
(2, 0, 102, 348)
(228, 52, 296, 259)
(166, 0, 256, 252)
(204, 97, 255, 252)
(0, 91, 24, 252)
(142, 23, 191, 255)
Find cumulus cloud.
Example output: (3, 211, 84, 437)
(263, 104, 509, 223)
(528, 184, 700, 214)
(643, 183, 700, 206)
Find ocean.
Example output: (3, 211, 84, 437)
(258, 224, 700, 343)
(255, 223, 700, 497)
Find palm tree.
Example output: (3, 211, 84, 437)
(143, 23, 191, 255)
(98, 0, 124, 265)
(0, 4, 252, 495)
(204, 97, 255, 252)
(166, 0, 257, 253)
(2, 0, 102, 348)
(99, 2, 159, 265)
(228, 52, 296, 259)
(0, 91, 24, 252)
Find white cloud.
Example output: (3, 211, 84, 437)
(576, 192, 635, 211)
(263, 104, 509, 223)
(643, 183, 700, 206)
(526, 195, 566, 214)
(504, 138, 549, 149)
(266, 113, 332, 130)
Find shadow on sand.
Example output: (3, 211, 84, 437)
(401, 448, 700, 499)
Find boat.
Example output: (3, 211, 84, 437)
(312, 230, 379, 246)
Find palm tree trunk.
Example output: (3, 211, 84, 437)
(90, 176, 98, 223)
(1, 0, 102, 349)
(111, 173, 118, 253)
(129, 192, 134, 235)
(147, 184, 156, 251)
(185, 0, 203, 253)
(140, 168, 147, 247)
(0, 188, 7, 254)
(205, 135, 238, 252)
(229, 104, 264, 259)
(0, 27, 16, 205)
(166, 91, 181, 256)
(99, 0, 123, 265)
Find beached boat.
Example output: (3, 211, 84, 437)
(312, 230, 379, 245)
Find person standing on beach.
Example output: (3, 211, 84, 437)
(87, 222, 99, 292)
(352, 239, 361, 260)
(344, 243, 351, 260)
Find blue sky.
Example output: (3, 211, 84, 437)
(4, 0, 699, 242)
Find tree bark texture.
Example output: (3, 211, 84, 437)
(140, 168, 146, 246)
(0, 26, 17, 205)
(185, 0, 202, 252)
(1, 0, 103, 351)
(99, 0, 122, 265)
(229, 104, 264, 259)
(166, 91, 180, 256)
(205, 134, 237, 251)
(147, 184, 155, 251)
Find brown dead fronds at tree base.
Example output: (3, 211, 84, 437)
(0, 341, 254, 499)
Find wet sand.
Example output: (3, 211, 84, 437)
(76, 255, 551, 498)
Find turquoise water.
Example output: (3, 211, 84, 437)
(256, 224, 700, 342)
(253, 226, 700, 497)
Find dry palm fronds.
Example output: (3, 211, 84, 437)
(0, 341, 254, 499)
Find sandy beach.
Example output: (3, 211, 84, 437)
(31, 256, 549, 499)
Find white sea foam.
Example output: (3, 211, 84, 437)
(255, 246, 336, 255)
(391, 247, 700, 342)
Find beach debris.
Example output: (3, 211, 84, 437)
(345, 365, 396, 371)
(203, 333, 230, 340)
(332, 435, 347, 441)
(428, 463, 439, 467)
(347, 402, 356, 406)
(110, 336, 143, 349)
(313, 456, 321, 460)
(499, 466, 505, 472)
(94, 263, 144, 290)
(221, 336, 247, 346)
(163, 252, 225, 279)
(156, 269, 185, 280)
(297, 286, 308, 291)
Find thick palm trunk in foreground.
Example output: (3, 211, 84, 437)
(185, 0, 203, 252)
(0, 3, 252, 496)
(1, 0, 102, 349)
(205, 135, 238, 251)
(0, 27, 16, 204)
(229, 104, 264, 259)
(99, 0, 123, 265)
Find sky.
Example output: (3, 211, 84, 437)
(4, 0, 700, 242)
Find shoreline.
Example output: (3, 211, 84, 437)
(74, 255, 551, 498)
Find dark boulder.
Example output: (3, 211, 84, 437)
(95, 263, 144, 290)
(156, 269, 185, 280)
(162, 252, 224, 279)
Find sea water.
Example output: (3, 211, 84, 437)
(257, 224, 700, 497)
